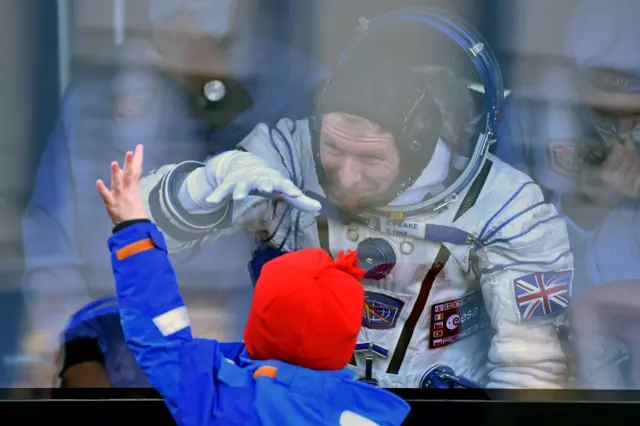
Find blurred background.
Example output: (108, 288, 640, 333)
(3, 0, 634, 392)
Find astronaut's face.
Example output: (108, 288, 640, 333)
(319, 112, 400, 210)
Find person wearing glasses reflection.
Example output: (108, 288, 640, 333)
(496, 0, 640, 388)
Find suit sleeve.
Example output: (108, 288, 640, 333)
(21, 110, 94, 356)
(140, 118, 305, 253)
(476, 177, 572, 388)
(108, 221, 247, 425)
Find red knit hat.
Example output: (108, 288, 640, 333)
(244, 248, 365, 371)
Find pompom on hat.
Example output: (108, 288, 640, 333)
(244, 248, 365, 371)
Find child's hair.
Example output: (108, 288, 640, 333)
(244, 248, 365, 370)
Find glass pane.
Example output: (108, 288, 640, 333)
(2, 0, 638, 406)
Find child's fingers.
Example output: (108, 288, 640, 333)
(123, 151, 136, 186)
(96, 180, 115, 205)
(111, 161, 123, 193)
(132, 145, 144, 177)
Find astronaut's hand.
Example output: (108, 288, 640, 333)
(180, 151, 321, 214)
(96, 144, 148, 225)
(579, 136, 640, 207)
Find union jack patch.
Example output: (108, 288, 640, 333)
(513, 271, 572, 323)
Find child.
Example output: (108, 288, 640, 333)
(97, 145, 410, 426)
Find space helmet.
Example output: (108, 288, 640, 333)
(310, 8, 503, 217)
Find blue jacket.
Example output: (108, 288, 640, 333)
(108, 222, 410, 426)
(21, 33, 324, 345)
(496, 92, 640, 297)
(60, 297, 150, 387)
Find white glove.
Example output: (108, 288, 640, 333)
(178, 150, 321, 214)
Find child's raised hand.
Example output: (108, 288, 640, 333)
(96, 144, 148, 225)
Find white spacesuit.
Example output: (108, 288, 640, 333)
(138, 9, 573, 388)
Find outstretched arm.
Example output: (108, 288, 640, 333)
(98, 146, 246, 426)
(137, 120, 321, 253)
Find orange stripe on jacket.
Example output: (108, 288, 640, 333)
(116, 238, 155, 260)
(253, 366, 278, 380)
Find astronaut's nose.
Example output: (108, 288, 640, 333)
(338, 158, 362, 189)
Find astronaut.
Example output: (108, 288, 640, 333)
(19, 0, 323, 386)
(136, 9, 573, 388)
(495, 0, 640, 388)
